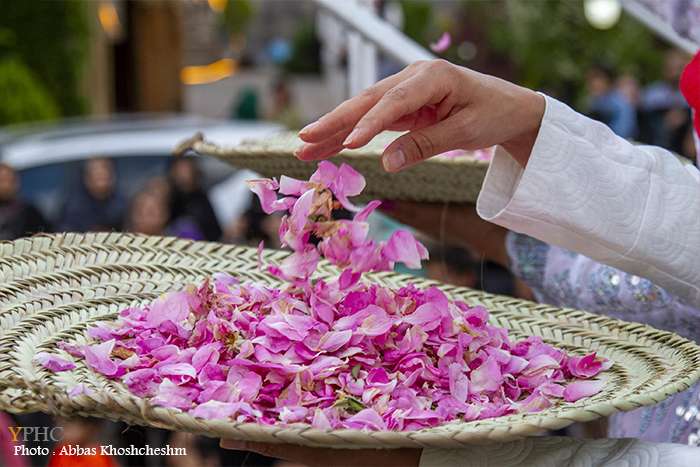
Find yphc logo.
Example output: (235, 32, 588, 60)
(8, 426, 64, 443)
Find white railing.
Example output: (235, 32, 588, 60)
(314, 0, 435, 97)
(621, 0, 697, 54)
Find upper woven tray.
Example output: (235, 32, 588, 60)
(186, 132, 490, 203)
(1, 233, 699, 448)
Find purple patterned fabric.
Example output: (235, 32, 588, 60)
(625, 0, 700, 47)
(506, 232, 700, 446)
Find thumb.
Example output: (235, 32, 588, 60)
(381, 118, 462, 172)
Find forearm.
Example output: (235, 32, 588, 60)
(477, 95, 700, 307)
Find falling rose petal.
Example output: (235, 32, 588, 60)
(563, 380, 605, 402)
(354, 200, 382, 222)
(383, 230, 429, 269)
(279, 175, 307, 196)
(84, 339, 119, 376)
(34, 352, 76, 372)
(257, 240, 265, 270)
(333, 163, 366, 211)
(430, 32, 451, 53)
(310, 160, 338, 187)
(279, 246, 320, 280)
(338, 269, 361, 290)
(246, 178, 281, 214)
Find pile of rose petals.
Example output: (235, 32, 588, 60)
(36, 161, 609, 431)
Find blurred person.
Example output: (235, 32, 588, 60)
(167, 432, 276, 467)
(223, 195, 282, 249)
(168, 158, 222, 241)
(166, 432, 219, 467)
(684, 123, 698, 159)
(232, 87, 260, 121)
(47, 418, 117, 467)
(639, 49, 691, 150)
(617, 72, 641, 107)
(0, 412, 28, 467)
(59, 157, 126, 232)
(585, 63, 638, 138)
(0, 163, 50, 240)
(268, 77, 303, 130)
(143, 175, 172, 202)
(126, 189, 203, 240)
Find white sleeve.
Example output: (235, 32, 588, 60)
(476, 95, 700, 307)
(419, 437, 700, 467)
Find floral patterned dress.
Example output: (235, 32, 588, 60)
(506, 232, 700, 446)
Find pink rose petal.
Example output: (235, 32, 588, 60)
(34, 352, 75, 372)
(563, 379, 605, 402)
(430, 32, 451, 53)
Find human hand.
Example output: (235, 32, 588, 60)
(296, 60, 544, 171)
(219, 439, 421, 467)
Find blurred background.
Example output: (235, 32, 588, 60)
(0, 1, 693, 466)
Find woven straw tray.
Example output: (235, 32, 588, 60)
(183, 131, 490, 203)
(1, 233, 699, 448)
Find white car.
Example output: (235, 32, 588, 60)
(0, 115, 281, 228)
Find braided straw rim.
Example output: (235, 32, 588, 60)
(1, 233, 699, 448)
(185, 131, 490, 203)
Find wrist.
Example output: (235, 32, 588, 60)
(501, 90, 545, 167)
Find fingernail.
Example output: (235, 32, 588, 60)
(299, 122, 317, 135)
(343, 128, 365, 146)
(383, 149, 405, 171)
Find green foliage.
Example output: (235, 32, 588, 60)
(0, 1, 89, 122)
(223, 0, 255, 34)
(400, 0, 434, 43)
(283, 21, 321, 75)
(477, 0, 663, 102)
(0, 58, 60, 125)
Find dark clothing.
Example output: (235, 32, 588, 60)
(0, 199, 50, 240)
(59, 190, 126, 232)
(170, 189, 221, 241)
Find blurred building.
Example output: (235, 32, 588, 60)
(84, 0, 184, 115)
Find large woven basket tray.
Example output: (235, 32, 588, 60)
(1, 233, 699, 448)
(183, 131, 490, 203)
